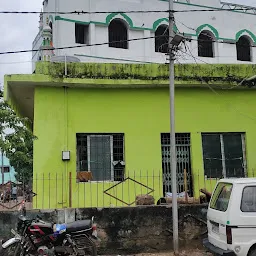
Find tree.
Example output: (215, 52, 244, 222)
(0, 90, 35, 184)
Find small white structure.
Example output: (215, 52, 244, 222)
(32, 0, 256, 71)
(39, 17, 54, 62)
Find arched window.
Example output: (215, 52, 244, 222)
(155, 25, 169, 53)
(108, 19, 128, 49)
(236, 36, 251, 62)
(198, 31, 214, 58)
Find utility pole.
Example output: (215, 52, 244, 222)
(169, 0, 179, 253)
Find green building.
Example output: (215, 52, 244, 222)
(4, 62, 256, 209)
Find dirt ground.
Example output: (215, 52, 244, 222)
(135, 249, 211, 256)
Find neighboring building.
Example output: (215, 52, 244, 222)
(0, 153, 16, 184)
(4, 61, 256, 209)
(32, 0, 256, 71)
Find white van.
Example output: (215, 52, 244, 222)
(203, 178, 256, 256)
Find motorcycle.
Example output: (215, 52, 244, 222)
(0, 201, 98, 256)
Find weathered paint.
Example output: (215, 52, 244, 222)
(32, 0, 256, 72)
(33, 86, 256, 209)
(5, 62, 256, 208)
(35, 62, 256, 86)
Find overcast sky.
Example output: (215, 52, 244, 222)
(0, 0, 255, 88)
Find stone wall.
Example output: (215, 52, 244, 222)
(0, 205, 208, 254)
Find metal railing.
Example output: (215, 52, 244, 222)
(0, 169, 253, 211)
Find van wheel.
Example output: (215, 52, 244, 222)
(249, 248, 256, 256)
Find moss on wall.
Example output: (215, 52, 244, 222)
(35, 62, 256, 86)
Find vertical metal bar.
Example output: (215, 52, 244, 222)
(56, 173, 58, 208)
(69, 172, 72, 208)
(204, 174, 206, 191)
(133, 170, 135, 207)
(78, 182, 80, 209)
(42, 173, 45, 209)
(97, 180, 99, 208)
(49, 173, 51, 209)
(121, 174, 125, 206)
(184, 169, 188, 203)
(153, 170, 155, 200)
(87, 136, 91, 171)
(197, 170, 200, 200)
(241, 133, 247, 177)
(103, 178, 105, 208)
(36, 173, 38, 209)
(90, 180, 92, 208)
(147, 170, 149, 194)
(220, 134, 226, 178)
(62, 173, 64, 207)
(110, 136, 114, 181)
(140, 170, 142, 195)
(159, 169, 161, 198)
(83, 182, 86, 208)
(210, 170, 212, 192)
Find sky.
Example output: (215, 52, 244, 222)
(0, 0, 255, 88)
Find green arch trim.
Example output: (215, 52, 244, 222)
(106, 13, 133, 27)
(196, 24, 219, 39)
(153, 18, 178, 32)
(236, 29, 256, 43)
(49, 15, 54, 24)
(153, 18, 168, 31)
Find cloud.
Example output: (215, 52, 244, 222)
(0, 0, 42, 87)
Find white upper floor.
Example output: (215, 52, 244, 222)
(32, 0, 256, 71)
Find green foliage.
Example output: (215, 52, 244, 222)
(0, 90, 35, 183)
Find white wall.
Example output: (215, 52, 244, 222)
(32, 0, 256, 71)
(32, 30, 43, 71)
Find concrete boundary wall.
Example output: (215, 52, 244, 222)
(0, 205, 208, 254)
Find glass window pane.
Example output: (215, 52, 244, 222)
(210, 182, 233, 212)
(241, 186, 256, 212)
(223, 133, 244, 178)
(202, 134, 222, 178)
(90, 136, 112, 181)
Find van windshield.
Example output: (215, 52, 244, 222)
(210, 182, 233, 212)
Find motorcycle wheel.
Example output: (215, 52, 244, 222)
(2, 243, 22, 256)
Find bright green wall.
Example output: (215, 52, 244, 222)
(33, 86, 256, 209)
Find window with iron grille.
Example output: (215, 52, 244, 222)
(198, 31, 214, 58)
(155, 25, 169, 53)
(76, 134, 125, 182)
(108, 19, 128, 49)
(202, 133, 246, 179)
(161, 133, 193, 196)
(75, 23, 89, 44)
(236, 36, 251, 62)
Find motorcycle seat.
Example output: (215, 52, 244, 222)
(66, 220, 92, 233)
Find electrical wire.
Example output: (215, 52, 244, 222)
(2, 31, 256, 57)
(0, 10, 168, 14)
(0, 8, 256, 14)
(175, 8, 256, 13)
(180, 42, 256, 123)
(0, 35, 169, 56)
